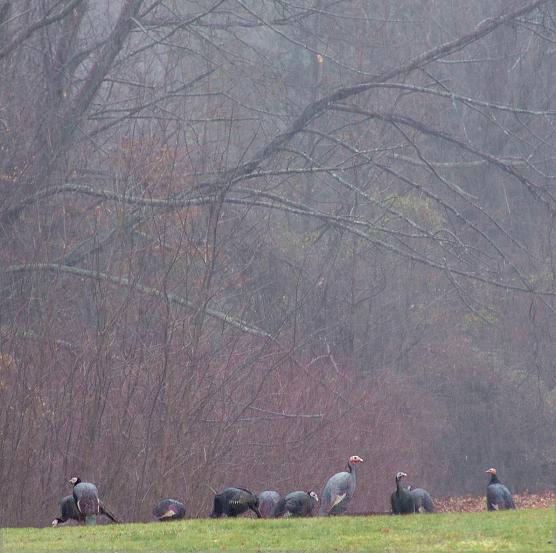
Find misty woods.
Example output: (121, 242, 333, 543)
(1, 0, 555, 526)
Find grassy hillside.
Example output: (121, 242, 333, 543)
(3, 508, 553, 552)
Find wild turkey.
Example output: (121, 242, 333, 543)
(52, 495, 82, 526)
(98, 501, 120, 523)
(210, 487, 261, 518)
(409, 487, 435, 513)
(52, 494, 120, 526)
(153, 499, 186, 521)
(319, 455, 363, 515)
(273, 491, 318, 517)
(69, 476, 100, 525)
(486, 468, 515, 511)
(258, 491, 280, 518)
(391, 472, 415, 514)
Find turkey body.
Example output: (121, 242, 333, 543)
(52, 493, 119, 525)
(211, 487, 261, 518)
(258, 491, 280, 518)
(319, 455, 363, 516)
(153, 499, 186, 521)
(52, 495, 82, 526)
(272, 491, 318, 517)
(70, 477, 100, 525)
(486, 468, 515, 511)
(391, 472, 415, 514)
(410, 488, 435, 513)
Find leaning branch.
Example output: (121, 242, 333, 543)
(193, 0, 550, 191)
(4, 182, 552, 294)
(4, 263, 272, 339)
(343, 82, 556, 117)
(333, 106, 556, 213)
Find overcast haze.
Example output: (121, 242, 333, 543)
(1, 0, 556, 527)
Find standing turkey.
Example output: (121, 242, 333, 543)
(69, 476, 100, 525)
(210, 487, 261, 518)
(52, 495, 82, 526)
(273, 491, 318, 517)
(391, 472, 415, 514)
(258, 491, 280, 518)
(319, 455, 363, 515)
(153, 499, 186, 521)
(486, 468, 515, 511)
(409, 486, 435, 513)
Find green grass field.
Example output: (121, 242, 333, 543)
(2, 509, 554, 552)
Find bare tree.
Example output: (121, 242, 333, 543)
(1, 0, 556, 525)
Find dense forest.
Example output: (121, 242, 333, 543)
(1, 0, 556, 527)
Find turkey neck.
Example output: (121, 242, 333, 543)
(395, 477, 404, 495)
(348, 461, 358, 486)
(488, 474, 501, 485)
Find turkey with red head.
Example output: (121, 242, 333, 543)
(319, 455, 363, 515)
(486, 468, 515, 511)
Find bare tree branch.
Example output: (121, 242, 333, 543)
(193, 0, 550, 192)
(4, 263, 272, 338)
(0, 0, 85, 61)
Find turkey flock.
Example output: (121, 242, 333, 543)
(52, 459, 515, 526)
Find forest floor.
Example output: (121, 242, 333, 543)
(2, 504, 554, 552)
(431, 490, 555, 513)
(349, 491, 556, 516)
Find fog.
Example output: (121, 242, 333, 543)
(1, 0, 555, 526)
